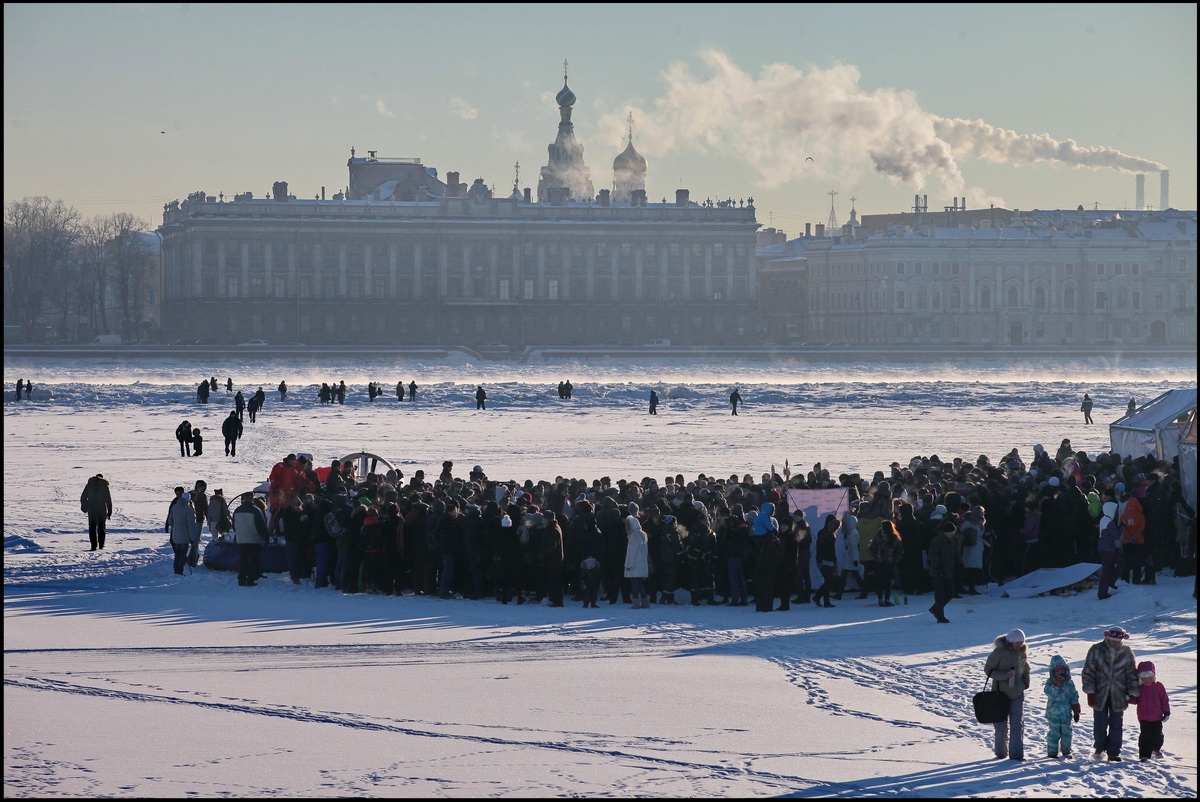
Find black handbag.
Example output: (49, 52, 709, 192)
(973, 677, 1010, 724)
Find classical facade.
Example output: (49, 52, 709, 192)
(157, 73, 759, 347)
(758, 208, 1197, 348)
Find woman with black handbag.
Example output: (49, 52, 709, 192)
(983, 628, 1032, 760)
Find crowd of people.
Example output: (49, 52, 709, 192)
(149, 436, 1196, 617)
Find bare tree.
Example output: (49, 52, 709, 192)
(3, 197, 80, 337)
(106, 213, 153, 338)
(77, 215, 120, 335)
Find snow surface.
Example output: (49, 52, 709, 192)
(3, 355, 1196, 798)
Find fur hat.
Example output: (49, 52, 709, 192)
(1006, 629, 1026, 644)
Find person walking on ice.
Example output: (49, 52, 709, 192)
(730, 388, 742, 415)
(1081, 393, 1094, 425)
(476, 385, 487, 410)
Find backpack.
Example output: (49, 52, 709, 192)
(323, 510, 345, 537)
(1099, 518, 1123, 552)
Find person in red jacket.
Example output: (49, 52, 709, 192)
(1135, 661, 1170, 761)
(1119, 492, 1148, 584)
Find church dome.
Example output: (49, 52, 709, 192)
(613, 140, 647, 172)
(555, 80, 576, 108)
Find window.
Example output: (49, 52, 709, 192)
(980, 286, 991, 309)
(916, 287, 927, 309)
(896, 291, 905, 309)
(952, 263, 960, 276)
(691, 243, 702, 257)
(645, 243, 657, 257)
(300, 276, 312, 298)
(323, 276, 337, 298)
(499, 279, 510, 300)
(374, 276, 386, 298)
(713, 243, 724, 258)
(914, 262, 923, 275)
(524, 279, 534, 300)
(1095, 291, 1107, 310)
(1034, 286, 1046, 310)
(933, 291, 941, 309)
(950, 288, 961, 309)
(1006, 286, 1018, 307)
(1064, 287, 1074, 310)
(226, 276, 240, 297)
(548, 278, 559, 300)
(1154, 291, 1163, 310)
(273, 277, 286, 298)
(621, 243, 632, 257)
(897, 262, 905, 275)
(1132, 291, 1141, 310)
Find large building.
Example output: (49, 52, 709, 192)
(158, 72, 760, 348)
(758, 207, 1197, 348)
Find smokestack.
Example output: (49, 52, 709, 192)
(815, 223, 825, 237)
(675, 188, 690, 207)
(1160, 170, 1169, 211)
(1135, 174, 1145, 210)
(805, 222, 812, 237)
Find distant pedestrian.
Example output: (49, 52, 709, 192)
(80, 473, 113, 551)
(254, 386, 266, 411)
(226, 377, 233, 393)
(233, 492, 269, 586)
(396, 381, 405, 401)
(565, 380, 573, 399)
(927, 519, 957, 623)
(558, 381, 566, 399)
(338, 381, 346, 404)
(15, 378, 23, 401)
(730, 388, 742, 415)
(408, 380, 416, 402)
(191, 427, 204, 457)
(234, 390, 245, 420)
(209, 376, 217, 392)
(476, 385, 487, 410)
(649, 390, 659, 415)
(25, 380, 33, 400)
(222, 410, 243, 456)
(1081, 393, 1094, 425)
(278, 380, 288, 401)
(175, 420, 193, 456)
(197, 380, 209, 404)
(247, 395, 259, 423)
(1127, 397, 1137, 416)
(167, 491, 201, 575)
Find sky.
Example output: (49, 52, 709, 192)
(3, 355, 1197, 797)
(3, 4, 1196, 238)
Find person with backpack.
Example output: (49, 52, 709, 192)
(175, 420, 193, 457)
(1097, 501, 1125, 600)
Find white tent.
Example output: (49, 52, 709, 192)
(1108, 388, 1197, 462)
(1179, 408, 1197, 512)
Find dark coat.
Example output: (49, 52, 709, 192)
(80, 476, 112, 517)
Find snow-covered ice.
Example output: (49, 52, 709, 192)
(3, 354, 1195, 798)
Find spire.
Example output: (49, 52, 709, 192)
(626, 111, 635, 147)
(827, 190, 839, 230)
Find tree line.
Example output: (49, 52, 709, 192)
(3, 197, 156, 342)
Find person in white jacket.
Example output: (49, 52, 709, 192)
(624, 502, 650, 608)
(167, 492, 202, 575)
(836, 511, 862, 599)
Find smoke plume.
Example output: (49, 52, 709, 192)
(603, 50, 1165, 197)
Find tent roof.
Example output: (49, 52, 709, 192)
(1110, 388, 1196, 432)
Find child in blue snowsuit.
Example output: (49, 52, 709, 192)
(1044, 653, 1081, 758)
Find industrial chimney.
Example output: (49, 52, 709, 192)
(1136, 174, 1145, 211)
(1160, 170, 1170, 211)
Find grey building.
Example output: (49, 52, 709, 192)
(158, 73, 759, 347)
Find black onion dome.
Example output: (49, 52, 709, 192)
(613, 140, 647, 171)
(555, 80, 576, 108)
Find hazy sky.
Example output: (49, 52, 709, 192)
(4, 4, 1195, 235)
